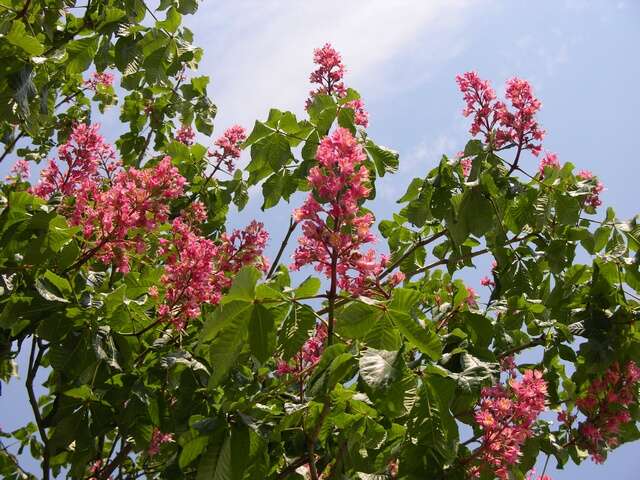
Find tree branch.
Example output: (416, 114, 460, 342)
(379, 230, 446, 279)
(408, 234, 532, 277)
(0, 132, 25, 164)
(266, 218, 298, 279)
(97, 442, 132, 480)
(26, 337, 49, 480)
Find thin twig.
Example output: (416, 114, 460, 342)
(379, 230, 446, 279)
(26, 337, 49, 480)
(267, 218, 298, 279)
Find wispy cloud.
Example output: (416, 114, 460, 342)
(188, 0, 476, 130)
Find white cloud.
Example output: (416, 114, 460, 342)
(187, 0, 476, 131)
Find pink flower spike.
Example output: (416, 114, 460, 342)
(148, 428, 174, 457)
(176, 124, 196, 146)
(85, 71, 114, 91)
(306, 44, 369, 127)
(538, 152, 560, 178)
(209, 125, 246, 172)
(291, 127, 385, 296)
(7, 159, 30, 182)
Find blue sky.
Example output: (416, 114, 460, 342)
(2, 0, 639, 477)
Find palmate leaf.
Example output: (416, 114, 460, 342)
(359, 348, 400, 390)
(386, 288, 441, 360)
(278, 304, 315, 359)
(197, 433, 231, 480)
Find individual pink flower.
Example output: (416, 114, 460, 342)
(148, 286, 159, 298)
(208, 125, 246, 171)
(577, 170, 604, 208)
(291, 128, 384, 296)
(176, 124, 196, 145)
(148, 428, 174, 457)
(538, 152, 560, 177)
(85, 71, 114, 91)
(6, 159, 30, 182)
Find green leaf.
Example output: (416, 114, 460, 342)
(158, 7, 182, 33)
(461, 188, 493, 237)
(263, 134, 291, 171)
(223, 267, 261, 303)
(248, 304, 276, 362)
(278, 304, 315, 359)
(336, 302, 380, 340)
(200, 301, 253, 344)
(364, 314, 402, 350)
(66, 36, 100, 74)
(556, 194, 581, 226)
(63, 385, 94, 401)
(180, 436, 210, 469)
(385, 289, 441, 359)
(294, 276, 321, 298)
(398, 178, 424, 203)
(209, 316, 248, 386)
(6, 21, 44, 56)
(359, 348, 400, 390)
(35, 271, 71, 303)
(366, 140, 399, 177)
(243, 121, 273, 147)
(197, 434, 231, 480)
(261, 174, 282, 210)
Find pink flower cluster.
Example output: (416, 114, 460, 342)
(573, 361, 640, 463)
(85, 71, 114, 91)
(308, 43, 346, 100)
(147, 428, 174, 457)
(577, 170, 604, 208)
(480, 261, 498, 288)
(70, 156, 186, 273)
(525, 470, 551, 480)
(291, 128, 384, 295)
(306, 43, 369, 127)
(157, 216, 218, 329)
(31, 123, 116, 198)
(217, 219, 270, 274)
(456, 72, 544, 155)
(480, 276, 495, 288)
(538, 152, 560, 178)
(469, 369, 548, 480)
(276, 323, 327, 377)
(7, 159, 30, 182)
(31, 124, 186, 273)
(208, 125, 247, 171)
(465, 286, 478, 308)
(158, 215, 269, 329)
(176, 124, 196, 145)
(460, 156, 473, 178)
